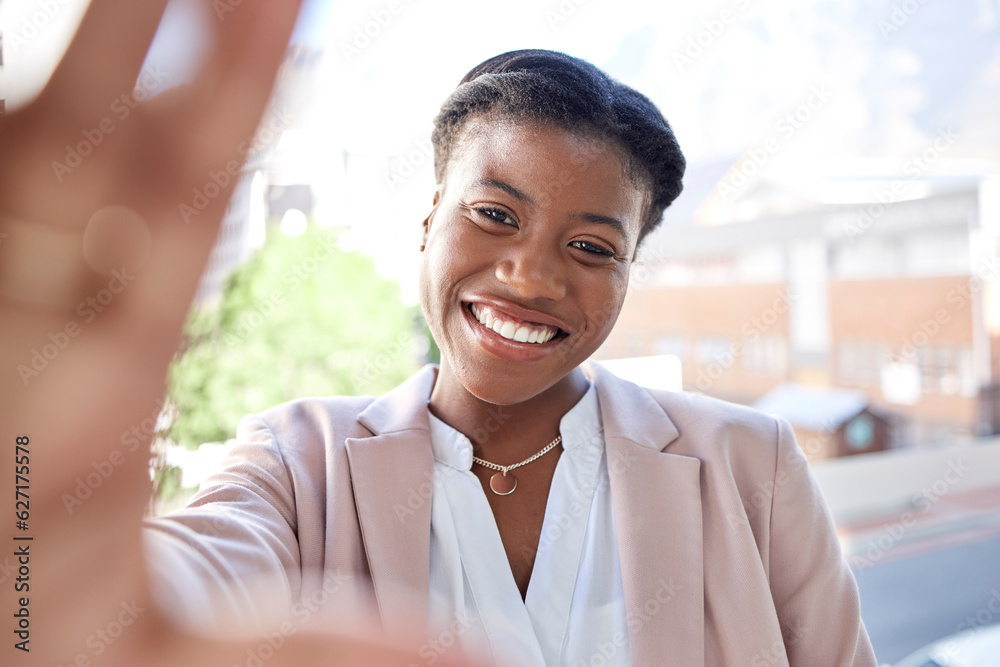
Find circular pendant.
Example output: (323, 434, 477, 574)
(489, 472, 517, 495)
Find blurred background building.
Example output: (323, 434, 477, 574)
(597, 170, 1000, 453)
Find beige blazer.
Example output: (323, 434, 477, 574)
(144, 362, 877, 666)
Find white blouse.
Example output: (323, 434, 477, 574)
(425, 383, 632, 667)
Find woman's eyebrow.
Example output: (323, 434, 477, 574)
(473, 178, 535, 205)
(473, 178, 627, 237)
(572, 212, 627, 237)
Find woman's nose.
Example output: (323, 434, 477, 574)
(494, 244, 567, 301)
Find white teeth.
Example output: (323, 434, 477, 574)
(469, 303, 559, 344)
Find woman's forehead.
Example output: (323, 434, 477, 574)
(442, 118, 647, 230)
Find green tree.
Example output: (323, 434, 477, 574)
(167, 224, 425, 450)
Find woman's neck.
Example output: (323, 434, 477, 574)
(428, 360, 591, 463)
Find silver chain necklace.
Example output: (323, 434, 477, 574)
(472, 435, 562, 496)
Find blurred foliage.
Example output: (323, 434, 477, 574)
(167, 224, 425, 450)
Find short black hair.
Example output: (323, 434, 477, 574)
(431, 49, 686, 245)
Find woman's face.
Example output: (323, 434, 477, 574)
(419, 118, 647, 405)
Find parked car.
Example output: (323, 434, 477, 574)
(891, 624, 1000, 667)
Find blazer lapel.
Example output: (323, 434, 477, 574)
(587, 361, 705, 665)
(344, 365, 438, 637)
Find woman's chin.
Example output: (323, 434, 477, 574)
(445, 358, 572, 407)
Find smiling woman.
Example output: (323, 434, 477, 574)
(140, 50, 879, 666)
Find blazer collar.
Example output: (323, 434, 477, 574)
(352, 360, 680, 445)
(346, 363, 704, 662)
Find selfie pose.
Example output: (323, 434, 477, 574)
(142, 50, 879, 665)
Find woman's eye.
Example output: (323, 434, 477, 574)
(475, 207, 517, 227)
(570, 240, 615, 257)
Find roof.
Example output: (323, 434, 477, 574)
(753, 383, 870, 431)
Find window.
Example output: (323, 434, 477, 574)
(743, 336, 787, 376)
(916, 346, 975, 396)
(655, 334, 689, 360)
(624, 331, 647, 358)
(845, 415, 875, 451)
(838, 341, 888, 386)
(695, 337, 732, 366)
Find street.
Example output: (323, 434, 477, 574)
(855, 535, 1000, 664)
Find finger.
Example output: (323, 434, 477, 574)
(185, 0, 304, 174)
(44, 0, 171, 127)
(109, 0, 304, 342)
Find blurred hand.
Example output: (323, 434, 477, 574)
(0, 1, 473, 665)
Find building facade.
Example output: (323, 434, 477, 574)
(596, 178, 1000, 448)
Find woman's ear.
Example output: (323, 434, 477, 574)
(420, 187, 444, 252)
(420, 215, 430, 251)
(420, 196, 440, 252)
